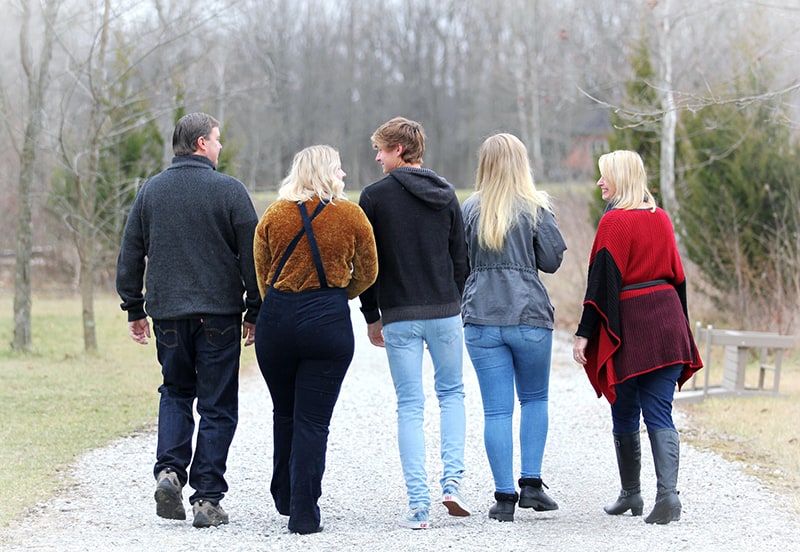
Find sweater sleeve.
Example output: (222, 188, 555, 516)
(449, 199, 470, 296)
(231, 187, 262, 324)
(357, 189, 381, 323)
(115, 190, 148, 321)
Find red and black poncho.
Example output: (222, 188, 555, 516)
(576, 207, 703, 404)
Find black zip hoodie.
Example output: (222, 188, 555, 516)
(358, 166, 469, 325)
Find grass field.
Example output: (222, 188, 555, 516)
(0, 183, 797, 525)
(0, 293, 258, 525)
(0, 294, 160, 523)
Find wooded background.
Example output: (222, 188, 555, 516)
(2, 0, 800, 352)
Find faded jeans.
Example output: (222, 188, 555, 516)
(382, 315, 466, 509)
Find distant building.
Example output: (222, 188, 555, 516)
(563, 109, 609, 180)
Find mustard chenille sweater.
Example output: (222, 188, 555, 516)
(253, 197, 378, 300)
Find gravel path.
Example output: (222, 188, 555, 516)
(2, 304, 798, 551)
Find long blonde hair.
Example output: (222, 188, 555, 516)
(278, 145, 346, 203)
(598, 150, 656, 212)
(474, 133, 551, 251)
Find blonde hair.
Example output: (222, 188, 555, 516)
(473, 133, 551, 251)
(598, 150, 656, 212)
(278, 145, 346, 203)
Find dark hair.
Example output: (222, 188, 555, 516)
(172, 112, 219, 156)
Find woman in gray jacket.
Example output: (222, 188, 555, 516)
(461, 133, 567, 522)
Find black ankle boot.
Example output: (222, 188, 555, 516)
(488, 491, 518, 522)
(518, 478, 559, 511)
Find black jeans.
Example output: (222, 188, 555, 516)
(255, 287, 353, 533)
(153, 315, 241, 503)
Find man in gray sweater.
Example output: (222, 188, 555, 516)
(116, 112, 261, 528)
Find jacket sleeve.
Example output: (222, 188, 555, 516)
(534, 209, 567, 274)
(346, 204, 379, 299)
(253, 210, 272, 300)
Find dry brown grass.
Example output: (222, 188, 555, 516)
(544, 182, 800, 511)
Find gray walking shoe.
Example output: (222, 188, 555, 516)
(192, 499, 230, 528)
(154, 468, 185, 520)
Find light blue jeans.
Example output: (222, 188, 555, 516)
(464, 324, 552, 495)
(382, 315, 466, 509)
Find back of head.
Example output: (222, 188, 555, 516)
(172, 112, 219, 156)
(278, 145, 345, 203)
(371, 117, 425, 164)
(598, 150, 656, 211)
(474, 133, 549, 251)
(476, 133, 532, 194)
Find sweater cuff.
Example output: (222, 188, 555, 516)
(243, 308, 259, 325)
(127, 308, 147, 323)
(360, 307, 381, 325)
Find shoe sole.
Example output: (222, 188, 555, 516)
(442, 495, 470, 517)
(399, 521, 429, 529)
(192, 513, 230, 528)
(518, 498, 559, 511)
(154, 484, 186, 520)
(192, 517, 229, 528)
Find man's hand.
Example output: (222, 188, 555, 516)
(128, 318, 151, 345)
(367, 320, 384, 348)
(242, 321, 256, 347)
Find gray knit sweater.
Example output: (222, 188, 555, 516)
(116, 155, 261, 323)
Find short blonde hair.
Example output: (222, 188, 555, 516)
(598, 150, 656, 211)
(278, 145, 346, 203)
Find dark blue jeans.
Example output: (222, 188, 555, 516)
(610, 364, 683, 434)
(255, 287, 353, 534)
(153, 315, 241, 504)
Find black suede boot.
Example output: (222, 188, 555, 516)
(488, 491, 518, 522)
(644, 429, 682, 524)
(604, 432, 644, 516)
(518, 478, 559, 511)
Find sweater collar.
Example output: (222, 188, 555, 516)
(169, 154, 217, 171)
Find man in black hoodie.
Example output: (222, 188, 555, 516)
(116, 112, 261, 528)
(358, 117, 470, 529)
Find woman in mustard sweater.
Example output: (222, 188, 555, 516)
(253, 145, 378, 534)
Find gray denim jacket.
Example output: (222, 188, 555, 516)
(461, 195, 567, 328)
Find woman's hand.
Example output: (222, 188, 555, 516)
(573, 336, 588, 366)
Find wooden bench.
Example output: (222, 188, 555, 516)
(687, 324, 795, 399)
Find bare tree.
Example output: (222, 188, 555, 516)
(10, 0, 61, 353)
(50, 0, 233, 351)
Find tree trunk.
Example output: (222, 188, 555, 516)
(79, 242, 98, 352)
(657, 0, 679, 217)
(13, 0, 60, 353)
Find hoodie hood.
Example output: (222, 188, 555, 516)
(389, 167, 456, 210)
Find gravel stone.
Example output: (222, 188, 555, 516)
(2, 306, 798, 551)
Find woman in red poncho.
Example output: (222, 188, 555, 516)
(573, 150, 702, 525)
